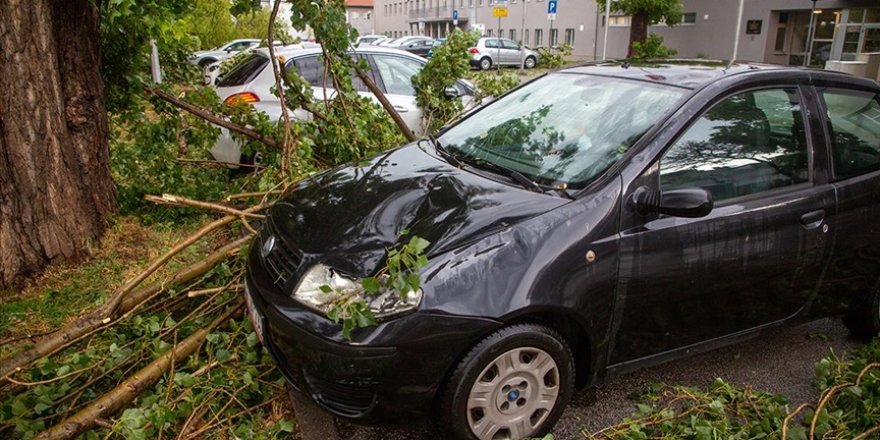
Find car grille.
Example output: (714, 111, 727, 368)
(263, 220, 303, 285)
(304, 372, 377, 417)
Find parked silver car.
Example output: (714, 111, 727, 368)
(189, 39, 262, 68)
(469, 37, 540, 70)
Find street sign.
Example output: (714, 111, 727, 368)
(548, 13, 556, 21)
(493, 6, 508, 18)
(453, 9, 459, 25)
(547, 0, 557, 14)
(418, 20, 425, 32)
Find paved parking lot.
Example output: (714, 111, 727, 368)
(326, 318, 861, 440)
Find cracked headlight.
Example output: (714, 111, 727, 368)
(291, 264, 422, 320)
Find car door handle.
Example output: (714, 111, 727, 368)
(393, 105, 409, 113)
(800, 209, 825, 229)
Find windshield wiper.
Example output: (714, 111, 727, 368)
(457, 156, 574, 200)
(427, 136, 463, 168)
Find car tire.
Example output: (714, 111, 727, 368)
(524, 56, 537, 69)
(843, 286, 880, 340)
(480, 57, 493, 71)
(440, 324, 574, 440)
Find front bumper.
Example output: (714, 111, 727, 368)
(244, 246, 501, 421)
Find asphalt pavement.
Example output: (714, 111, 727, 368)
(326, 318, 861, 440)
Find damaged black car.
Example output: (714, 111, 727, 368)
(244, 61, 880, 440)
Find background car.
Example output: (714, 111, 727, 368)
(427, 38, 447, 58)
(397, 37, 436, 57)
(209, 45, 475, 165)
(243, 62, 879, 440)
(356, 34, 388, 45)
(189, 38, 262, 68)
(469, 37, 540, 70)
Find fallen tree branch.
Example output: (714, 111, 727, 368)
(175, 158, 265, 169)
(267, 0, 296, 173)
(0, 236, 250, 384)
(145, 194, 266, 220)
(354, 66, 417, 142)
(144, 86, 281, 150)
(34, 304, 243, 440)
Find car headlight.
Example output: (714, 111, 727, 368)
(292, 264, 422, 320)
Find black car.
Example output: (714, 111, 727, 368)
(244, 62, 880, 440)
(399, 37, 435, 57)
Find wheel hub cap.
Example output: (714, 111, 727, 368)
(466, 347, 560, 440)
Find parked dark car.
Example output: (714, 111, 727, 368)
(399, 37, 435, 57)
(244, 62, 880, 440)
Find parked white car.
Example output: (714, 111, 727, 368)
(210, 45, 475, 166)
(190, 39, 262, 68)
(356, 34, 388, 45)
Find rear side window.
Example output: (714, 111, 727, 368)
(821, 89, 880, 180)
(217, 54, 268, 87)
(290, 55, 369, 92)
(485, 39, 500, 49)
(661, 88, 810, 202)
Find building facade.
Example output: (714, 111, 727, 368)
(346, 0, 376, 37)
(371, 0, 880, 65)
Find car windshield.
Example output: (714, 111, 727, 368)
(439, 73, 685, 188)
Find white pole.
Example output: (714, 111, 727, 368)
(730, 0, 745, 64)
(520, 0, 527, 72)
(150, 39, 162, 84)
(601, 0, 611, 60)
(804, 0, 818, 66)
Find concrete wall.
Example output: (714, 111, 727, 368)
(347, 6, 376, 36)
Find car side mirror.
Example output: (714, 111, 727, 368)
(444, 86, 461, 99)
(633, 186, 713, 218)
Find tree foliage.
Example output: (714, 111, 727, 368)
(412, 29, 480, 133)
(596, 0, 683, 56)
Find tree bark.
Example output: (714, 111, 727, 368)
(0, 0, 116, 287)
(628, 11, 650, 58)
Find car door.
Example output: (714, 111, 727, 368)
(610, 85, 835, 365)
(501, 39, 521, 64)
(484, 39, 503, 65)
(812, 84, 880, 313)
(369, 53, 424, 134)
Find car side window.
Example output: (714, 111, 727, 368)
(290, 55, 369, 92)
(501, 39, 519, 49)
(372, 55, 422, 96)
(660, 88, 810, 202)
(820, 89, 880, 180)
(485, 39, 500, 49)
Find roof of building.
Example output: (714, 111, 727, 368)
(345, 0, 373, 7)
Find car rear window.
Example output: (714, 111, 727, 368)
(217, 54, 269, 87)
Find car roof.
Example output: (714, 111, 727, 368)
(558, 60, 877, 90)
(253, 44, 424, 59)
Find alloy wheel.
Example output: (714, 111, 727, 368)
(466, 347, 560, 440)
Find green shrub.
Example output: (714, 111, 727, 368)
(537, 44, 572, 69)
(469, 71, 521, 102)
(631, 34, 678, 59)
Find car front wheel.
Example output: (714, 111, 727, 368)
(440, 324, 574, 440)
(524, 56, 537, 69)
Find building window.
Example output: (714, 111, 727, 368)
(682, 12, 697, 24)
(535, 28, 543, 47)
(509, 29, 516, 40)
(524, 29, 529, 46)
(774, 13, 788, 52)
(608, 15, 631, 27)
(487, 29, 493, 37)
(564, 28, 574, 46)
(550, 28, 558, 46)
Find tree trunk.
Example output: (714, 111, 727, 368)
(0, 0, 116, 287)
(628, 11, 650, 58)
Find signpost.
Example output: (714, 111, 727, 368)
(452, 9, 459, 27)
(493, 0, 508, 71)
(547, 0, 557, 47)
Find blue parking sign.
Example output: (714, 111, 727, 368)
(548, 0, 557, 14)
(453, 9, 459, 20)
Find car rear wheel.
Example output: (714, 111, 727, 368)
(524, 56, 537, 69)
(843, 286, 880, 340)
(440, 324, 574, 440)
(480, 57, 493, 71)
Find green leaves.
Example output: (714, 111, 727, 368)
(412, 29, 481, 134)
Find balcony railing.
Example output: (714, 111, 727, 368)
(408, 6, 469, 20)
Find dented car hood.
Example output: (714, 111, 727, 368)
(268, 144, 568, 277)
